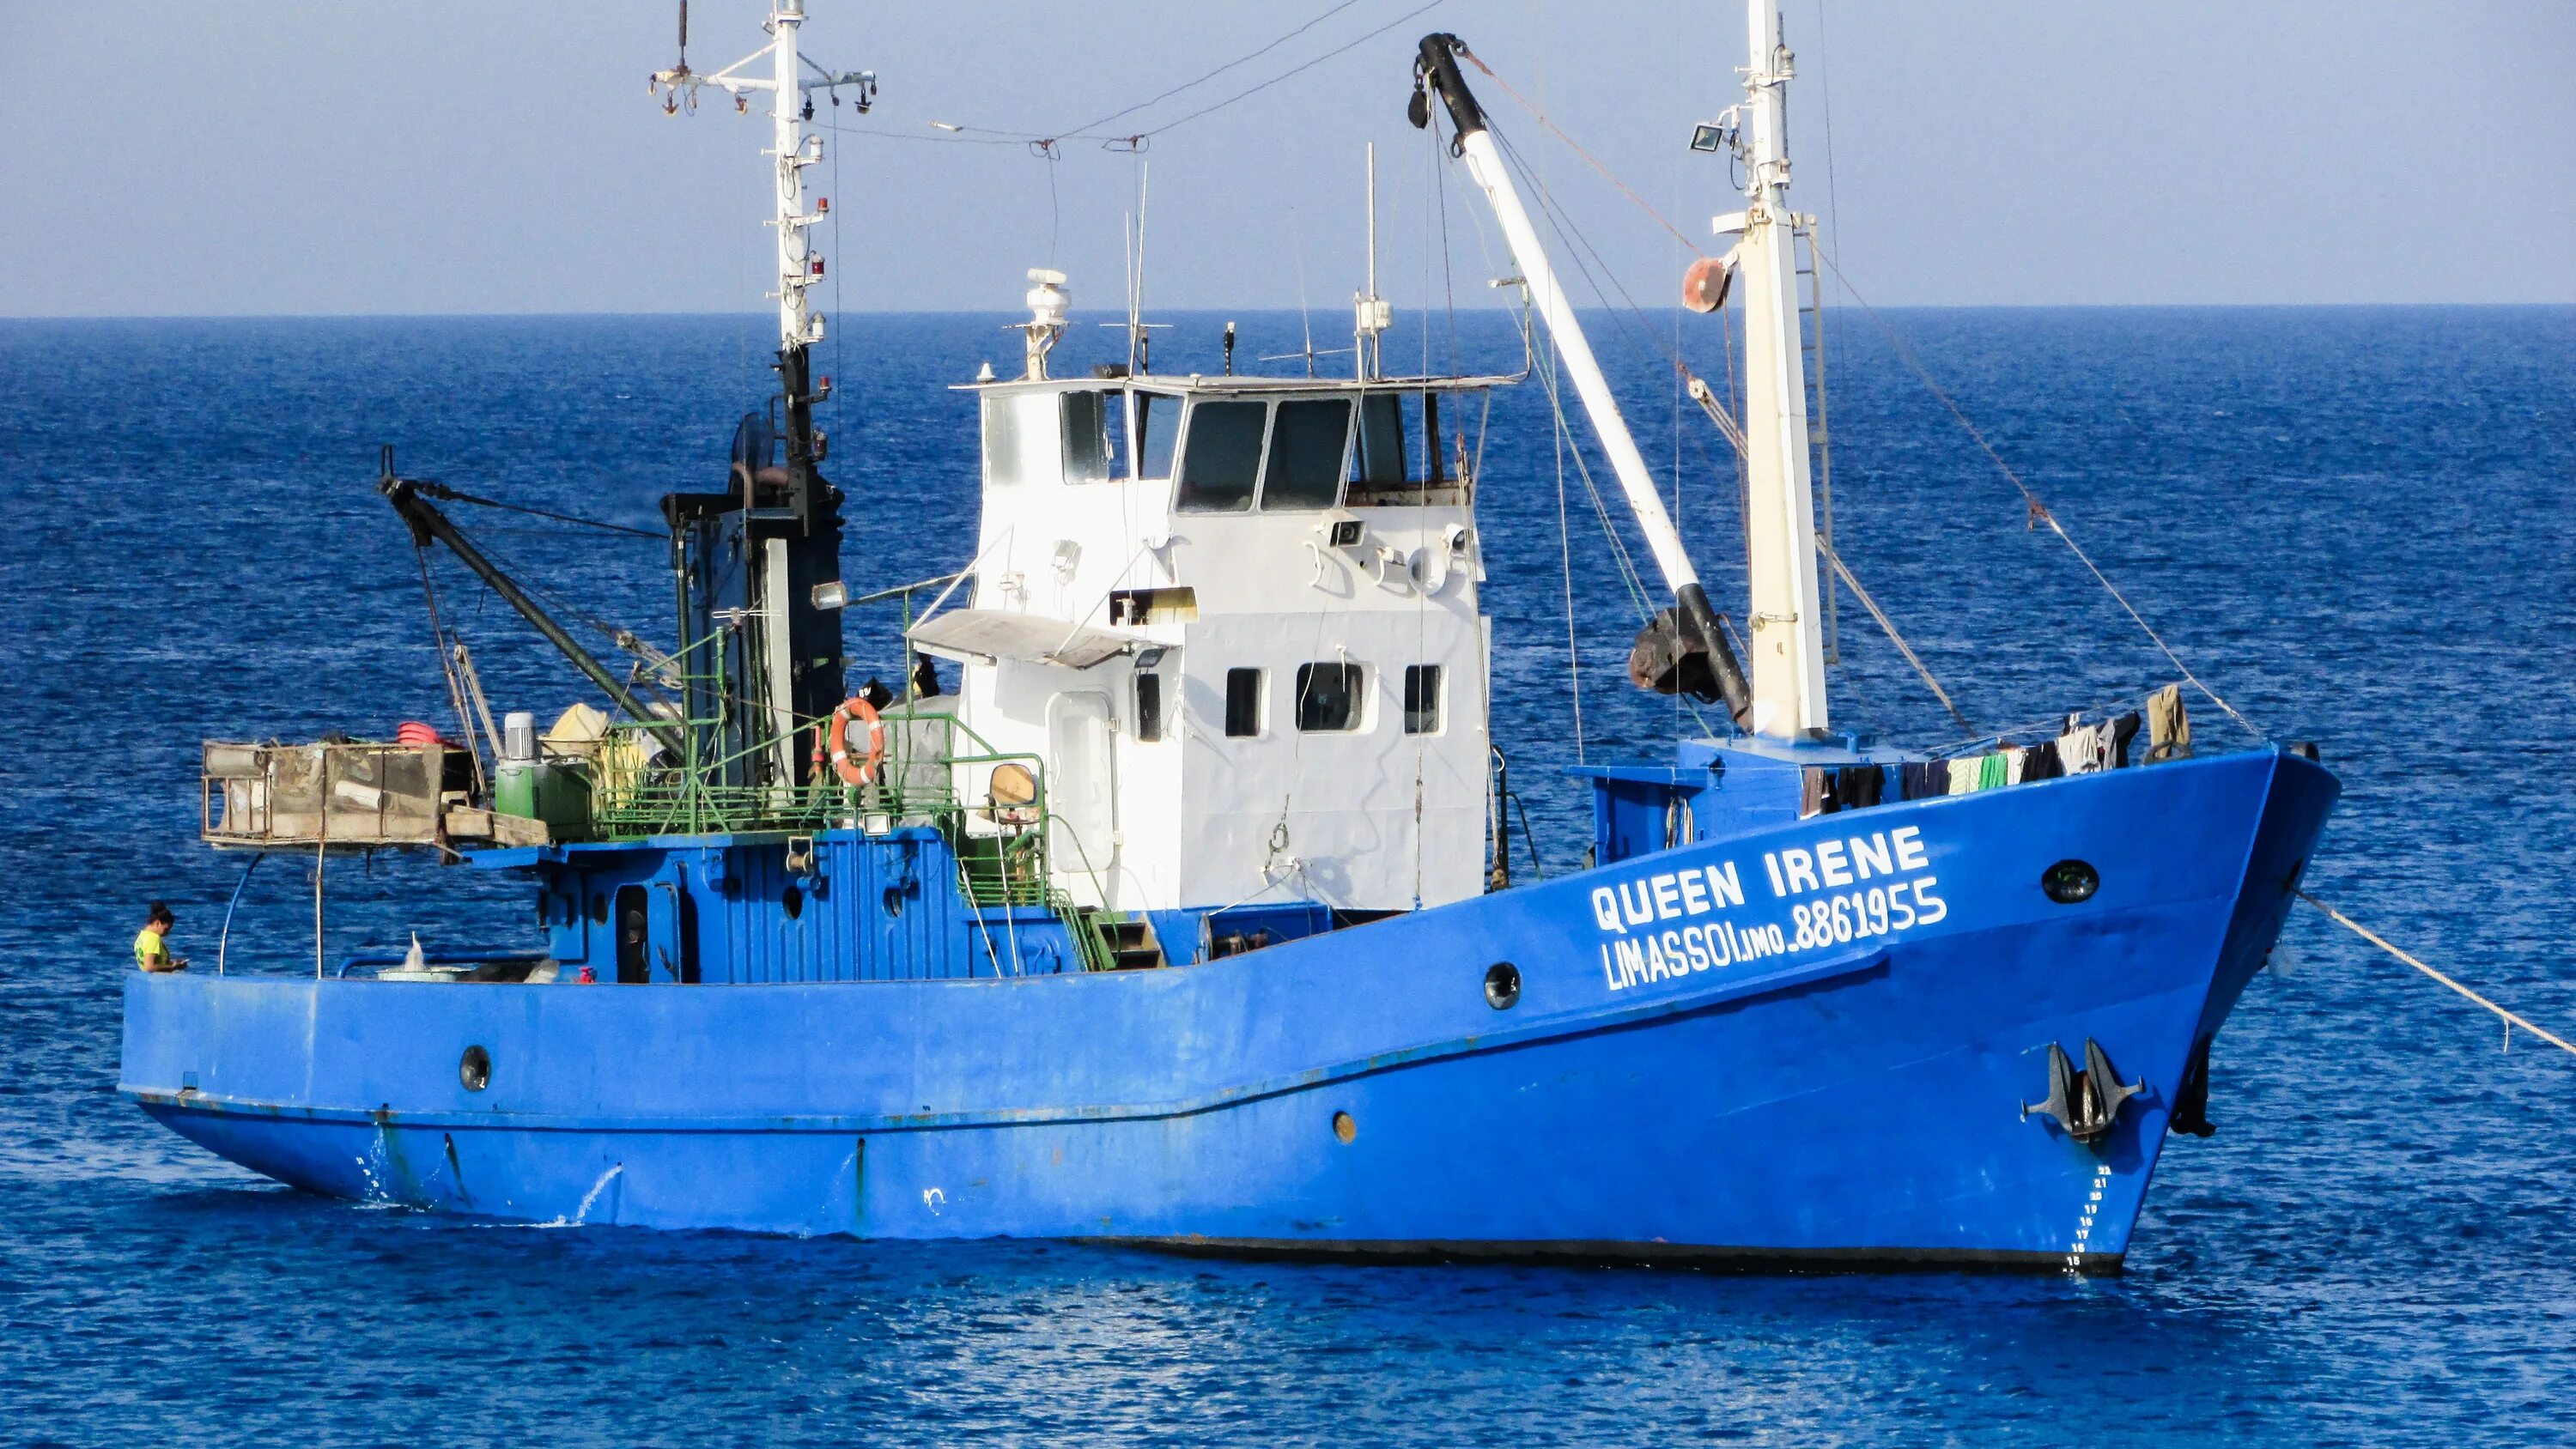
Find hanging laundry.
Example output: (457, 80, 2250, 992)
(1947, 756, 1982, 795)
(2148, 684, 2191, 763)
(1901, 760, 1947, 800)
(2058, 722, 2101, 773)
(1977, 752, 2010, 791)
(2109, 711, 2142, 768)
(1801, 767, 1833, 818)
(2020, 739, 2065, 782)
(1833, 766, 1886, 812)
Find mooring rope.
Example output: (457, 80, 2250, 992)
(2298, 891, 2576, 1061)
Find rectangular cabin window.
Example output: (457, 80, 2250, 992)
(1353, 393, 1408, 486)
(1133, 392, 1181, 479)
(1224, 668, 1262, 737)
(1260, 397, 1352, 511)
(1175, 400, 1267, 512)
(1134, 672, 1163, 743)
(1062, 390, 1114, 483)
(981, 391, 1061, 487)
(1294, 661, 1363, 732)
(1346, 390, 1467, 506)
(981, 395, 1022, 487)
(1403, 664, 1443, 735)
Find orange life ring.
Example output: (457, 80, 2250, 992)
(820, 696, 885, 787)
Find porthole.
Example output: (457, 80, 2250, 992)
(1484, 961, 1522, 1010)
(459, 1045, 492, 1092)
(1331, 1111, 1357, 1144)
(782, 882, 805, 919)
(2041, 859, 2100, 905)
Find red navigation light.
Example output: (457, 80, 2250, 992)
(811, 259, 826, 276)
(817, 197, 829, 214)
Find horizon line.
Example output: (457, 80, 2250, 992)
(3, 300, 2573, 324)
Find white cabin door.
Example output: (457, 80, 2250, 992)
(1048, 692, 1117, 904)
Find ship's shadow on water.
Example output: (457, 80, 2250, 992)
(4, 306, 2573, 1445)
(24, 1173, 2329, 1445)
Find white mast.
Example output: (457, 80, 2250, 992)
(651, 1, 873, 355)
(1413, 37, 1756, 726)
(770, 1, 818, 353)
(1726, 0, 1830, 737)
(650, 4, 872, 788)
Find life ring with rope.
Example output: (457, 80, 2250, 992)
(815, 695, 886, 787)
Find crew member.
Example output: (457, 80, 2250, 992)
(135, 901, 188, 973)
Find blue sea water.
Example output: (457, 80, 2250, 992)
(3, 306, 2572, 1445)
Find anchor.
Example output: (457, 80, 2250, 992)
(2020, 1038, 2143, 1145)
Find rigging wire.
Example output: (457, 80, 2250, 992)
(1487, 128, 1741, 510)
(1460, 45, 2257, 744)
(1422, 107, 1712, 732)
(1116, 0, 1451, 142)
(1813, 0, 1844, 274)
(1456, 45, 1705, 258)
(411, 547, 489, 792)
(408, 482, 662, 538)
(1814, 533, 1976, 737)
(1809, 250, 2263, 740)
(1049, 0, 1375, 142)
(879, 0, 1451, 150)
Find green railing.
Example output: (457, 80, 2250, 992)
(562, 699, 1122, 973)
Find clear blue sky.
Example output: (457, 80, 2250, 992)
(3, 1, 2568, 317)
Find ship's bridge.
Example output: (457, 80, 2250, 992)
(914, 368, 1516, 941)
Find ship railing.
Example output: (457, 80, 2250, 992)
(578, 705, 1122, 973)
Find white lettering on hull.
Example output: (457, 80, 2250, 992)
(1591, 824, 1947, 995)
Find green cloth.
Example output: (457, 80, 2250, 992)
(1978, 753, 2010, 791)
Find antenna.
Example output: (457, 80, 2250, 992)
(1098, 163, 1169, 374)
(1132, 161, 1151, 373)
(1354, 142, 1391, 380)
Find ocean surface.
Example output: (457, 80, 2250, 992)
(3, 306, 2571, 1445)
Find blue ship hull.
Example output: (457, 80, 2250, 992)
(121, 749, 2335, 1271)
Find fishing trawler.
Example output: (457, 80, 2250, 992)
(121, 2, 2335, 1271)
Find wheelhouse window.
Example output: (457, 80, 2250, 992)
(1061, 390, 1113, 483)
(1352, 393, 1408, 488)
(981, 396, 1022, 487)
(1402, 664, 1443, 735)
(1224, 668, 1263, 737)
(1294, 661, 1363, 733)
(1261, 397, 1352, 511)
(1175, 401, 1267, 512)
(1346, 388, 1473, 506)
(1133, 392, 1181, 479)
(981, 391, 1061, 487)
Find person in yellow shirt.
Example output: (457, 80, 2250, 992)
(134, 901, 187, 973)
